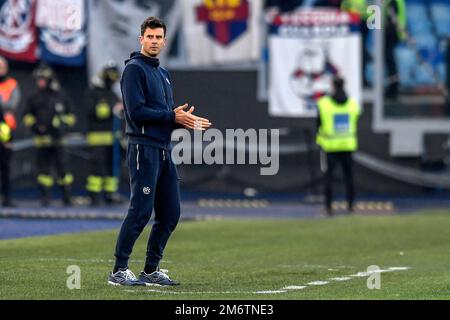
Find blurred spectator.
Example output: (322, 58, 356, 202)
(314, 0, 342, 8)
(340, 0, 370, 87)
(316, 76, 361, 216)
(22, 64, 76, 207)
(384, 0, 407, 98)
(265, 0, 344, 11)
(85, 61, 124, 206)
(0, 56, 20, 207)
(265, 0, 303, 12)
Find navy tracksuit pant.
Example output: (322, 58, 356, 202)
(114, 143, 180, 269)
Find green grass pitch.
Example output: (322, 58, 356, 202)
(1, 210, 449, 300)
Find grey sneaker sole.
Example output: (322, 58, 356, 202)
(108, 281, 122, 286)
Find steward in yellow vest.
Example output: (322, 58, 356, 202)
(316, 97, 360, 153)
(316, 77, 360, 216)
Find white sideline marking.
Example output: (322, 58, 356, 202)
(349, 267, 409, 277)
(282, 285, 307, 290)
(279, 264, 355, 269)
(307, 281, 329, 286)
(125, 290, 256, 294)
(350, 271, 373, 277)
(122, 266, 411, 295)
(329, 277, 352, 281)
(255, 290, 287, 294)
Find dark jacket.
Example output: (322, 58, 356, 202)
(121, 52, 178, 150)
(24, 87, 74, 139)
(86, 85, 121, 133)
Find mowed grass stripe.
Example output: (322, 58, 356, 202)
(0, 210, 449, 299)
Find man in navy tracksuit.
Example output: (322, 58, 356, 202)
(108, 17, 211, 286)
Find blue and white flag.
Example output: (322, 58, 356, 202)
(36, 0, 86, 66)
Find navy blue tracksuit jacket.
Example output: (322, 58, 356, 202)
(114, 52, 180, 269)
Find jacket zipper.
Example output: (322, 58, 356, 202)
(162, 149, 166, 161)
(136, 145, 140, 171)
(156, 67, 169, 110)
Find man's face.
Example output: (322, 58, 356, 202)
(140, 27, 166, 58)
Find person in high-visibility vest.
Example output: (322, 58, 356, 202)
(316, 76, 361, 216)
(85, 61, 124, 206)
(22, 64, 76, 207)
(0, 56, 20, 207)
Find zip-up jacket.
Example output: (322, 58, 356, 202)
(121, 52, 178, 150)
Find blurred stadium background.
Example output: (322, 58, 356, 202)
(0, 0, 449, 300)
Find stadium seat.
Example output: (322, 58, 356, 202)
(415, 61, 437, 85)
(406, 4, 432, 36)
(430, 3, 450, 37)
(395, 46, 417, 87)
(413, 34, 438, 52)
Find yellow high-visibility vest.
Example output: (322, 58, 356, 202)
(316, 96, 360, 152)
(0, 122, 11, 143)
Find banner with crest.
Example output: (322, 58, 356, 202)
(0, 0, 38, 62)
(181, 0, 262, 66)
(268, 8, 362, 117)
(36, 0, 87, 66)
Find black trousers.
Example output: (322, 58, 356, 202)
(324, 151, 355, 211)
(37, 146, 68, 181)
(385, 30, 400, 96)
(114, 144, 180, 269)
(89, 146, 113, 177)
(361, 21, 370, 86)
(0, 144, 11, 202)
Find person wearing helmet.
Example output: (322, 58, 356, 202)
(22, 63, 76, 207)
(85, 62, 124, 206)
(0, 56, 20, 207)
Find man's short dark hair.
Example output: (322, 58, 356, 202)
(141, 17, 166, 37)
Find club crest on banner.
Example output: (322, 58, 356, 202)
(40, 28, 85, 58)
(0, 0, 34, 53)
(36, 0, 86, 66)
(290, 44, 339, 111)
(268, 8, 362, 117)
(196, 0, 250, 46)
